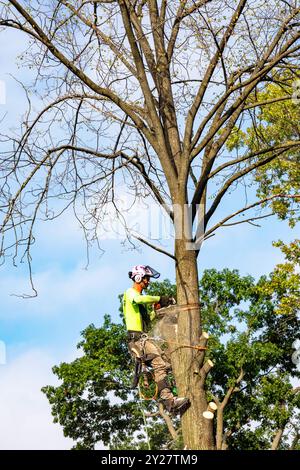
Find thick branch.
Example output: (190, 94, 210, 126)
(119, 0, 178, 182)
(216, 368, 244, 450)
(271, 427, 285, 450)
(158, 402, 178, 441)
(131, 233, 176, 261)
(148, 0, 182, 168)
(221, 368, 244, 410)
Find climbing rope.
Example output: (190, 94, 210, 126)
(138, 366, 158, 401)
(149, 335, 207, 351)
(157, 303, 200, 314)
(165, 339, 207, 351)
(138, 383, 152, 450)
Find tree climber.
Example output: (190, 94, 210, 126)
(123, 265, 190, 412)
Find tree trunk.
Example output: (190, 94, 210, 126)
(271, 428, 284, 450)
(172, 237, 215, 450)
(216, 407, 224, 450)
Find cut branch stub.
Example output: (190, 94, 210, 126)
(201, 359, 214, 375)
(200, 331, 209, 344)
(198, 332, 210, 369)
(203, 401, 218, 420)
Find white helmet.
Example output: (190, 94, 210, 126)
(128, 265, 160, 284)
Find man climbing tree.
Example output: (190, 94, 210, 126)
(42, 256, 300, 450)
(1, 1, 300, 449)
(124, 264, 189, 412)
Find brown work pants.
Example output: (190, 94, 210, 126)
(129, 338, 173, 401)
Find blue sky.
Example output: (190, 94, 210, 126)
(0, 27, 299, 449)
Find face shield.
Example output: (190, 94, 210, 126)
(145, 266, 160, 279)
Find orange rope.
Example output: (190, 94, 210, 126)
(159, 303, 200, 313)
(166, 340, 207, 351)
(176, 303, 200, 311)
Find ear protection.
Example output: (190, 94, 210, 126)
(128, 271, 143, 283)
(133, 274, 142, 284)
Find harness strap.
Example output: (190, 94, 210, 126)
(156, 378, 170, 393)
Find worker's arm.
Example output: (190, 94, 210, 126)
(132, 293, 160, 305)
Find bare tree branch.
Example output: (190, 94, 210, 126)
(205, 194, 300, 239)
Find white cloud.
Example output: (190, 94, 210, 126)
(0, 349, 75, 450)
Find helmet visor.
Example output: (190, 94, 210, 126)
(145, 265, 160, 279)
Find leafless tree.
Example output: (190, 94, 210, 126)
(0, 0, 300, 449)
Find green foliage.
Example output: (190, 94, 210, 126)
(258, 240, 300, 316)
(43, 256, 300, 450)
(42, 316, 145, 449)
(199, 268, 255, 337)
(202, 244, 300, 449)
(229, 427, 270, 451)
(147, 278, 176, 298)
(225, 125, 246, 152)
(227, 74, 300, 225)
(110, 418, 182, 451)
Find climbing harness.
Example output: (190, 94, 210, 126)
(129, 333, 159, 400)
(128, 303, 207, 405)
(129, 332, 204, 402)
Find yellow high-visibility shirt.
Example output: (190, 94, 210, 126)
(123, 287, 160, 332)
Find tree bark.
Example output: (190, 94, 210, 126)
(271, 428, 284, 450)
(216, 406, 224, 450)
(172, 237, 215, 450)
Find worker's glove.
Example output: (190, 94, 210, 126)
(159, 295, 176, 308)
